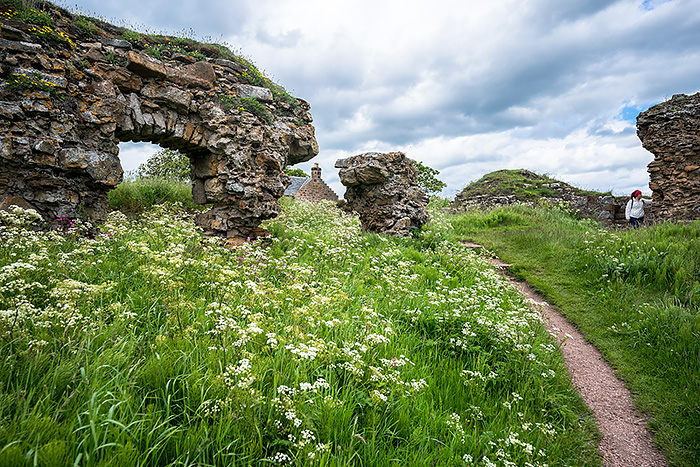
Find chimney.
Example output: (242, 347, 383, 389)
(311, 163, 321, 180)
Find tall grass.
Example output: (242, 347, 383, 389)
(108, 178, 197, 213)
(450, 203, 700, 467)
(0, 201, 598, 466)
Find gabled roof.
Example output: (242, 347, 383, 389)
(284, 176, 310, 196)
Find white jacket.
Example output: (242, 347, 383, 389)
(625, 199, 645, 219)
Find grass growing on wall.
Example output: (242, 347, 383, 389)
(0, 0, 299, 109)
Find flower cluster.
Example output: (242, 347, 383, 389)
(6, 72, 59, 95)
(27, 25, 75, 49)
(1, 7, 53, 27)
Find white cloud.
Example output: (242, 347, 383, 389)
(118, 142, 160, 176)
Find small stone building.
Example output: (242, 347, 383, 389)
(284, 164, 338, 202)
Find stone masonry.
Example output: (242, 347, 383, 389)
(450, 169, 655, 226)
(335, 152, 429, 236)
(0, 3, 318, 238)
(295, 163, 338, 203)
(637, 92, 700, 221)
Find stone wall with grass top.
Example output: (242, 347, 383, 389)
(450, 169, 650, 226)
(0, 0, 318, 238)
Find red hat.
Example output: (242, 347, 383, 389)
(633, 190, 642, 197)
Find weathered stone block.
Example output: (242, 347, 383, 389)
(0, 102, 23, 120)
(60, 148, 89, 170)
(213, 58, 247, 74)
(336, 152, 429, 236)
(0, 38, 41, 53)
(103, 39, 131, 49)
(168, 61, 216, 89)
(356, 165, 389, 184)
(0, 25, 30, 42)
(126, 51, 167, 79)
(85, 151, 123, 186)
(337, 168, 359, 186)
(234, 84, 273, 102)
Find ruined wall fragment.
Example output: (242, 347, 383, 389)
(0, 4, 318, 238)
(637, 92, 700, 221)
(335, 152, 429, 235)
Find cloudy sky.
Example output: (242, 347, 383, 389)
(77, 0, 700, 198)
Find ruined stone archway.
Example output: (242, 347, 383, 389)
(0, 8, 318, 238)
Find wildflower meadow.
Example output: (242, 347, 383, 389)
(0, 200, 599, 466)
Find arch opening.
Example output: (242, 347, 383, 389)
(0, 24, 318, 238)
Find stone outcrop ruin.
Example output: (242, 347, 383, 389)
(637, 92, 700, 221)
(0, 4, 318, 238)
(454, 191, 639, 226)
(335, 152, 429, 235)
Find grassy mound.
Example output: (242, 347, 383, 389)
(454, 169, 607, 205)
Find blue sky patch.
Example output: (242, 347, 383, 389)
(641, 0, 673, 11)
(619, 105, 641, 122)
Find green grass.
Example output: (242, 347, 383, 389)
(108, 178, 198, 213)
(0, 200, 599, 466)
(451, 203, 700, 467)
(455, 169, 609, 203)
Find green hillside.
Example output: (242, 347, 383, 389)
(454, 169, 607, 205)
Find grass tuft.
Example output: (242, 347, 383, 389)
(108, 178, 198, 213)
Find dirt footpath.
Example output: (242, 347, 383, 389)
(468, 243, 668, 467)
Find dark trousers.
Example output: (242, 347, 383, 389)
(630, 217, 644, 228)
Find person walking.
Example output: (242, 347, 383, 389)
(625, 190, 645, 228)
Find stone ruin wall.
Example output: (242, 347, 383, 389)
(637, 92, 700, 221)
(336, 152, 429, 236)
(452, 186, 644, 226)
(570, 195, 651, 225)
(0, 5, 318, 238)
